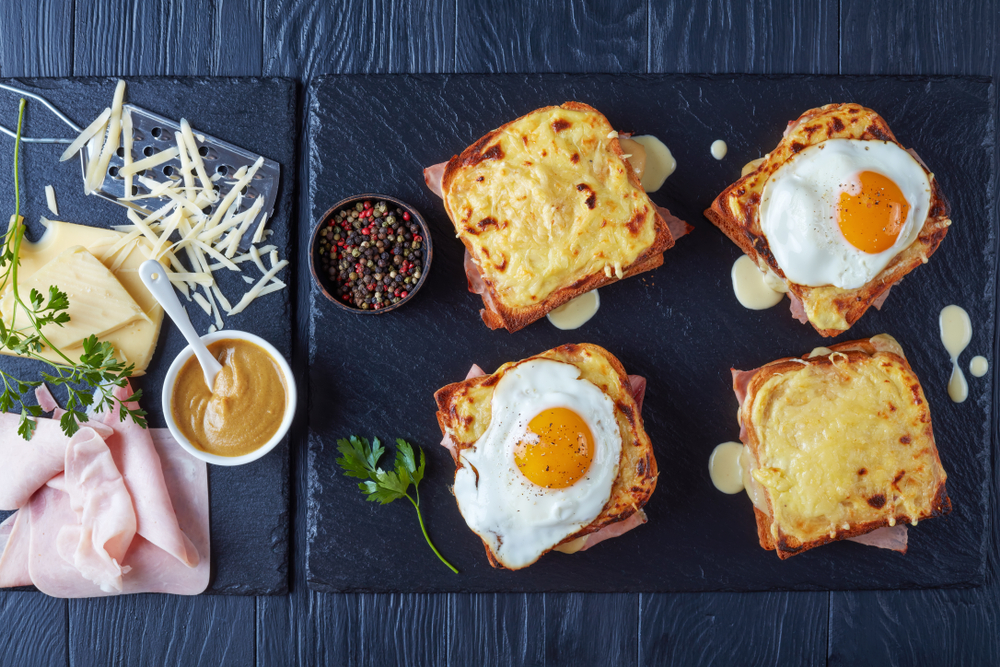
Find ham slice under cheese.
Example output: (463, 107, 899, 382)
(730, 366, 907, 553)
(439, 364, 651, 553)
(0, 384, 209, 597)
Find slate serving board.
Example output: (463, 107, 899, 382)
(305, 74, 993, 593)
(0, 77, 297, 595)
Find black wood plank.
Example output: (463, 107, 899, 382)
(828, 588, 1000, 667)
(840, 0, 994, 75)
(639, 592, 827, 666)
(261, 0, 454, 79)
(0, 0, 74, 77)
(545, 594, 638, 665)
(455, 0, 646, 73)
(355, 594, 450, 666)
(449, 594, 545, 666)
(68, 595, 255, 667)
(649, 0, 839, 73)
(0, 592, 67, 667)
(73, 0, 264, 76)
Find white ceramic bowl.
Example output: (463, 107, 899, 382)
(162, 330, 296, 466)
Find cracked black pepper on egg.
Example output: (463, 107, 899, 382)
(316, 200, 425, 310)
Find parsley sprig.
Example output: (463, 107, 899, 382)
(0, 98, 146, 440)
(336, 435, 458, 574)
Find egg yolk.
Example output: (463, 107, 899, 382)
(837, 170, 910, 254)
(513, 408, 594, 489)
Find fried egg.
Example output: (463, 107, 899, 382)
(452, 358, 621, 569)
(760, 139, 931, 290)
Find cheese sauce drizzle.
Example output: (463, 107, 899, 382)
(939, 305, 972, 403)
(619, 135, 675, 193)
(731, 255, 784, 310)
(547, 290, 600, 330)
(711, 140, 728, 160)
(970, 355, 989, 378)
(709, 442, 745, 494)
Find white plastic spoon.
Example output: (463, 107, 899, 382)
(139, 259, 222, 389)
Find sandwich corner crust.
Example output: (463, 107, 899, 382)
(739, 335, 951, 559)
(705, 103, 952, 337)
(433, 343, 658, 568)
(441, 102, 676, 333)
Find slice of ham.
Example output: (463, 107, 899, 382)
(0, 384, 209, 598)
(464, 249, 486, 295)
(872, 286, 891, 311)
(58, 428, 137, 593)
(788, 293, 809, 324)
(35, 385, 59, 413)
(93, 384, 200, 568)
(626, 375, 647, 412)
(653, 205, 692, 241)
(0, 414, 71, 510)
(577, 510, 647, 552)
(0, 511, 31, 588)
(424, 161, 448, 199)
(439, 366, 651, 552)
(846, 525, 908, 553)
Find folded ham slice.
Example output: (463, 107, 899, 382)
(439, 364, 651, 553)
(59, 428, 137, 593)
(730, 366, 907, 553)
(0, 384, 209, 597)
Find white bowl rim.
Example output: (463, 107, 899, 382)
(161, 330, 297, 467)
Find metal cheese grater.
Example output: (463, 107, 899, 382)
(0, 84, 280, 250)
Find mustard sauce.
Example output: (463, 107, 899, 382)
(172, 338, 287, 457)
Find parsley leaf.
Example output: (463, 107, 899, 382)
(0, 99, 145, 440)
(335, 435, 458, 574)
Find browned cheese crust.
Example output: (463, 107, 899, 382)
(740, 336, 951, 559)
(705, 103, 951, 337)
(433, 343, 658, 568)
(441, 102, 674, 332)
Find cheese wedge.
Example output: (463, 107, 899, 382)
(2, 246, 148, 351)
(1, 219, 164, 373)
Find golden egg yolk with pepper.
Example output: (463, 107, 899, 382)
(513, 407, 594, 489)
(837, 170, 910, 253)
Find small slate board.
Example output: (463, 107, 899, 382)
(0, 77, 297, 595)
(305, 74, 993, 593)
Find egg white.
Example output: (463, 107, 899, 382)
(760, 139, 931, 290)
(452, 359, 622, 569)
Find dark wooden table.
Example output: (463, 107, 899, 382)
(0, 2, 997, 665)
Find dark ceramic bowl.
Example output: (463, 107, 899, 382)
(310, 194, 433, 314)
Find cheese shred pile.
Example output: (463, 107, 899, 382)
(60, 79, 286, 331)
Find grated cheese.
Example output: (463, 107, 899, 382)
(44, 185, 58, 215)
(59, 108, 111, 162)
(122, 108, 134, 198)
(66, 80, 288, 333)
(120, 147, 180, 176)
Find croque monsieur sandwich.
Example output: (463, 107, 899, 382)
(434, 343, 656, 569)
(425, 102, 691, 332)
(732, 334, 950, 559)
(706, 103, 951, 337)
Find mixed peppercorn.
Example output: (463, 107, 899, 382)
(316, 199, 425, 310)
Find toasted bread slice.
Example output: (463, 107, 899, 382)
(440, 102, 676, 332)
(434, 343, 657, 568)
(705, 103, 951, 337)
(736, 334, 951, 559)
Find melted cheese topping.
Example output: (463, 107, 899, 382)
(444, 106, 660, 309)
(748, 353, 944, 544)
